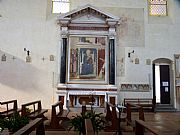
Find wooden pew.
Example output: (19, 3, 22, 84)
(49, 101, 70, 130)
(135, 120, 179, 135)
(81, 103, 93, 135)
(105, 102, 112, 121)
(126, 102, 145, 130)
(21, 100, 48, 120)
(85, 119, 115, 135)
(0, 100, 21, 118)
(104, 102, 117, 131)
(85, 119, 94, 135)
(135, 120, 160, 135)
(82, 102, 87, 116)
(13, 118, 45, 135)
(124, 98, 154, 112)
(105, 102, 126, 132)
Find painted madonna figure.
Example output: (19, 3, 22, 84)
(81, 49, 94, 75)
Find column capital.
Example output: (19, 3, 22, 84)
(61, 26, 68, 38)
(108, 26, 116, 39)
(58, 18, 70, 38)
(107, 18, 118, 40)
(61, 34, 68, 38)
(109, 34, 115, 39)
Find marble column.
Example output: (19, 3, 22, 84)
(109, 38, 115, 85)
(60, 37, 67, 83)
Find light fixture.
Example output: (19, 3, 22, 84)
(24, 48, 31, 63)
(128, 50, 134, 58)
(24, 48, 30, 56)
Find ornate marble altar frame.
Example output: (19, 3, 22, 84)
(57, 4, 120, 108)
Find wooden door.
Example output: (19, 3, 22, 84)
(160, 65, 170, 104)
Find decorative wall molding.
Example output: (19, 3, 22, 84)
(68, 26, 109, 31)
(121, 84, 150, 91)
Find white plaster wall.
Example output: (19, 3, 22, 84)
(0, 0, 60, 109)
(70, 0, 146, 9)
(69, 0, 180, 108)
(0, 0, 180, 109)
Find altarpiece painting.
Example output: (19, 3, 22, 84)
(68, 36, 107, 83)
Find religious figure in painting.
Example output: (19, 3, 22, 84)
(70, 49, 78, 77)
(69, 36, 106, 81)
(81, 49, 94, 75)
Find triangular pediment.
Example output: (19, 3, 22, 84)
(71, 13, 105, 24)
(58, 4, 119, 24)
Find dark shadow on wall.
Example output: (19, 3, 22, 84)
(176, 0, 180, 5)
(0, 50, 49, 92)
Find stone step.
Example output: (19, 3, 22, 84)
(155, 108, 176, 112)
(155, 104, 176, 112)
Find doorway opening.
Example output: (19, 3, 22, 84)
(153, 58, 173, 105)
(155, 64, 170, 104)
(155, 65, 160, 103)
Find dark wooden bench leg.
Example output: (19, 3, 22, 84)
(135, 121, 144, 135)
(36, 122, 45, 135)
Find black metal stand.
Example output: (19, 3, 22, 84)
(91, 94, 93, 111)
(90, 91, 94, 112)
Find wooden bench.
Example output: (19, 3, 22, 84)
(105, 102, 126, 132)
(82, 103, 87, 116)
(105, 102, 112, 121)
(135, 120, 160, 135)
(0, 100, 21, 118)
(85, 119, 94, 135)
(105, 102, 117, 131)
(21, 100, 48, 120)
(49, 101, 70, 130)
(13, 118, 45, 135)
(85, 119, 116, 135)
(135, 120, 179, 135)
(126, 102, 145, 130)
(124, 98, 154, 112)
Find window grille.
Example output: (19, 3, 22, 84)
(52, 0, 70, 13)
(149, 0, 167, 16)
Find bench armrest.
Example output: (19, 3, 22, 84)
(13, 118, 44, 135)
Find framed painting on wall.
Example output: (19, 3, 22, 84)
(67, 36, 107, 84)
(175, 54, 180, 85)
(175, 55, 180, 78)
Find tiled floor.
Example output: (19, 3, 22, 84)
(1, 107, 180, 135)
(42, 107, 180, 135)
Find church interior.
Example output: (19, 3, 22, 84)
(0, 0, 180, 134)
